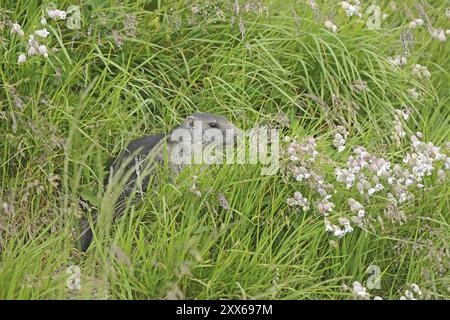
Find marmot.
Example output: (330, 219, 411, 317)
(80, 113, 242, 251)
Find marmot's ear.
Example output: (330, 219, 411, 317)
(186, 116, 195, 127)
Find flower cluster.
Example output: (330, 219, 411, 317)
(403, 133, 447, 186)
(112, 30, 124, 48)
(317, 195, 335, 216)
(343, 281, 386, 300)
(285, 137, 318, 164)
(350, 281, 370, 300)
(10, 23, 24, 37)
(339, 1, 362, 18)
(348, 198, 365, 218)
(333, 126, 349, 153)
(431, 28, 447, 42)
(27, 34, 49, 58)
(47, 8, 67, 20)
(388, 55, 407, 67)
(35, 29, 50, 38)
(281, 131, 432, 238)
(412, 64, 431, 78)
(409, 18, 424, 29)
(177, 0, 268, 39)
(242, 0, 269, 17)
(344, 280, 425, 300)
(392, 108, 411, 146)
(325, 217, 352, 237)
(333, 120, 448, 228)
(400, 283, 423, 300)
(284, 137, 341, 234)
(287, 191, 309, 211)
(407, 88, 420, 99)
(336, 146, 390, 197)
(324, 20, 338, 33)
(13, 5, 67, 64)
(285, 138, 333, 197)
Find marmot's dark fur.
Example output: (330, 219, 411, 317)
(80, 113, 241, 251)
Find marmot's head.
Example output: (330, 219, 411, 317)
(175, 112, 242, 148)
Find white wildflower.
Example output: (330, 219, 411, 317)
(35, 28, 50, 39)
(27, 34, 41, 56)
(335, 168, 355, 189)
(407, 88, 420, 99)
(333, 126, 349, 153)
(374, 158, 391, 177)
(348, 198, 365, 218)
(324, 20, 337, 33)
(405, 290, 416, 300)
(340, 1, 362, 17)
(333, 133, 346, 153)
(388, 55, 407, 67)
(411, 283, 422, 296)
(412, 64, 431, 78)
(373, 176, 384, 189)
(17, 54, 27, 64)
(325, 219, 346, 237)
(316, 195, 335, 216)
(47, 8, 67, 20)
(399, 107, 412, 120)
(38, 45, 49, 58)
(431, 28, 446, 42)
(339, 217, 353, 233)
(352, 281, 370, 300)
(445, 157, 450, 170)
(324, 219, 334, 232)
(393, 109, 407, 145)
(287, 191, 310, 211)
(191, 6, 200, 14)
(437, 169, 446, 182)
(409, 19, 424, 29)
(10, 23, 24, 37)
(333, 228, 346, 237)
(28, 46, 38, 56)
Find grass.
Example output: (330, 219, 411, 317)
(0, 0, 449, 299)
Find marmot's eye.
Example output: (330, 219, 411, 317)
(209, 122, 217, 128)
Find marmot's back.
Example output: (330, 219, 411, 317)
(82, 133, 167, 252)
(122, 133, 166, 158)
(106, 133, 166, 184)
